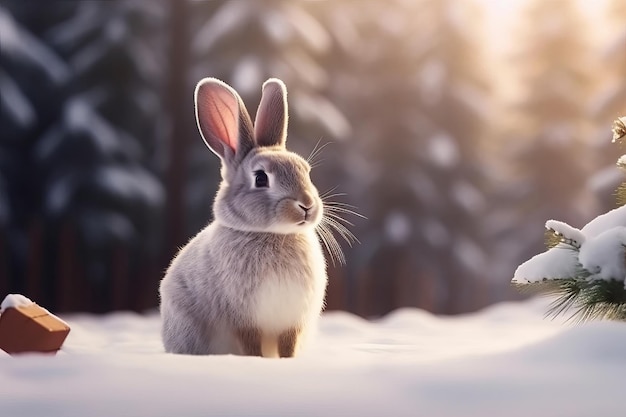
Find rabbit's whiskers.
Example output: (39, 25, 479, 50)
(316, 194, 364, 266)
(308, 142, 362, 266)
(306, 140, 333, 169)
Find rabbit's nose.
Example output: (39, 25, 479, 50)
(298, 202, 314, 221)
(298, 192, 316, 211)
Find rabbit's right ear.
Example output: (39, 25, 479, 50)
(254, 78, 288, 148)
(195, 78, 255, 162)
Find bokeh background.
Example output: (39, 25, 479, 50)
(1, 0, 625, 316)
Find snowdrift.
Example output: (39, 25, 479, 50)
(1, 298, 624, 417)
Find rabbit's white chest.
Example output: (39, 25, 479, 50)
(250, 239, 326, 333)
(252, 277, 313, 333)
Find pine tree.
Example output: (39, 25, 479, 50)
(499, 0, 596, 266)
(1, 2, 75, 298)
(513, 116, 626, 322)
(0, 1, 166, 310)
(318, 0, 493, 315)
(588, 0, 626, 212)
(185, 0, 350, 237)
(593, 0, 626, 124)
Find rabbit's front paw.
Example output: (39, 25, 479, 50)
(237, 327, 262, 356)
(278, 327, 300, 358)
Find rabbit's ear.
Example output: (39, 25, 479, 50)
(254, 78, 288, 148)
(195, 78, 255, 161)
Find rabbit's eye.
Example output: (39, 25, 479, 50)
(254, 170, 269, 188)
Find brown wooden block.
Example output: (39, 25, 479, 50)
(0, 304, 71, 355)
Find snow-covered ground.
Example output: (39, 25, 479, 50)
(1, 298, 624, 417)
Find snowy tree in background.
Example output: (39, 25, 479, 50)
(588, 0, 626, 212)
(499, 0, 596, 266)
(5, 0, 621, 315)
(34, 1, 166, 248)
(593, 0, 626, 125)
(318, 0, 493, 315)
(184, 0, 351, 237)
(0, 1, 166, 309)
(513, 117, 626, 321)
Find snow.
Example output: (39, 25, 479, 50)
(579, 227, 626, 280)
(231, 56, 262, 95)
(0, 294, 33, 311)
(192, 1, 252, 54)
(418, 60, 446, 104)
(427, 132, 459, 168)
(452, 180, 486, 213)
(292, 93, 351, 140)
(545, 219, 585, 247)
(284, 49, 327, 87)
(384, 211, 411, 243)
(580, 204, 626, 237)
(2, 299, 625, 416)
(512, 244, 579, 283)
(261, 9, 291, 44)
(453, 236, 485, 273)
(514, 205, 626, 284)
(0, 7, 69, 84)
(283, 3, 331, 53)
(94, 166, 164, 208)
(0, 294, 69, 327)
(587, 165, 622, 192)
(0, 71, 35, 127)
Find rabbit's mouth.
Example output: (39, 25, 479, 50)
(299, 211, 311, 224)
(270, 198, 322, 233)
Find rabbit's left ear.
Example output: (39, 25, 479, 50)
(195, 78, 255, 163)
(254, 78, 288, 148)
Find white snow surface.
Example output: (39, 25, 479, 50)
(0, 294, 33, 311)
(2, 299, 625, 417)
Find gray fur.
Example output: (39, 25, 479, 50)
(159, 77, 328, 356)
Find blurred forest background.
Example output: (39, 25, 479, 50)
(1, 0, 625, 316)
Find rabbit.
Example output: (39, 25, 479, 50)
(159, 77, 328, 357)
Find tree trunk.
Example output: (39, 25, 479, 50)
(165, 0, 191, 259)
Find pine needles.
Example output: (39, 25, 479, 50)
(544, 229, 561, 249)
(615, 183, 626, 207)
(515, 274, 626, 322)
(612, 116, 626, 143)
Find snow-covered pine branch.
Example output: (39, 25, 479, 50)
(512, 116, 626, 322)
(512, 243, 581, 285)
(545, 219, 585, 248)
